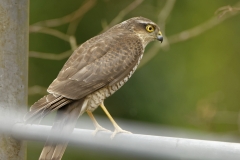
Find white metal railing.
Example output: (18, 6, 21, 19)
(0, 112, 240, 160)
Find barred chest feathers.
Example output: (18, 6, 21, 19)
(83, 53, 144, 113)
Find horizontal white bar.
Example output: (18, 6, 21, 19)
(10, 123, 240, 160)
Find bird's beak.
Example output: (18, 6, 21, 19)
(157, 31, 163, 43)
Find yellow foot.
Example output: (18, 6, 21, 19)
(93, 125, 111, 136)
(111, 126, 132, 139)
(87, 111, 111, 135)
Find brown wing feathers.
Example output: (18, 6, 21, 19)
(25, 94, 72, 123)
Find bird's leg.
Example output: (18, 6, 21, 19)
(100, 102, 131, 139)
(87, 111, 111, 135)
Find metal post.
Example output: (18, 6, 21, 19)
(0, 0, 28, 159)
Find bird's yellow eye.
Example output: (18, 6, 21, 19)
(146, 25, 155, 33)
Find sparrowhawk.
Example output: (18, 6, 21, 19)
(25, 16, 163, 160)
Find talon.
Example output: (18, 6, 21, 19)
(93, 125, 111, 136)
(110, 126, 132, 139)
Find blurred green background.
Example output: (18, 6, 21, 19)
(28, 0, 240, 159)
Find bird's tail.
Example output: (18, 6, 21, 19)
(39, 99, 84, 160)
(24, 94, 72, 123)
(24, 94, 85, 160)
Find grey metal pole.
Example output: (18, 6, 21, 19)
(0, 0, 28, 159)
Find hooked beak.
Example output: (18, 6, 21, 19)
(157, 31, 163, 43)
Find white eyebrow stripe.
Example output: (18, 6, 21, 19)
(137, 20, 155, 25)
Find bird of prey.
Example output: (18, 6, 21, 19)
(25, 16, 163, 160)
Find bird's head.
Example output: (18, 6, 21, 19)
(120, 17, 163, 47)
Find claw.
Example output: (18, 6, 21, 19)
(110, 126, 132, 139)
(93, 125, 111, 136)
